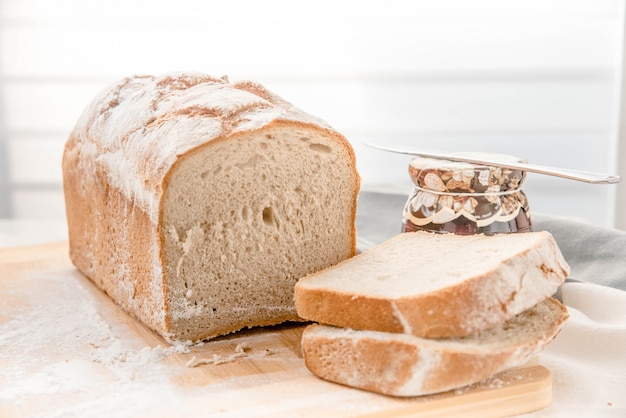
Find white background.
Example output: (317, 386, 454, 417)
(0, 0, 624, 228)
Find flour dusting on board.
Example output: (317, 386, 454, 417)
(0, 266, 314, 417)
(0, 269, 193, 416)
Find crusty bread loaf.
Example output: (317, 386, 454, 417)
(301, 297, 568, 397)
(295, 231, 569, 338)
(62, 72, 360, 342)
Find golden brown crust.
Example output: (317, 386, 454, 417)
(295, 287, 406, 333)
(63, 138, 167, 335)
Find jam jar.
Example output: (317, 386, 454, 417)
(401, 153, 532, 235)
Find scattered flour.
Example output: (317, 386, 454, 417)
(0, 270, 287, 417)
(0, 272, 192, 416)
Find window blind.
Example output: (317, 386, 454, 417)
(0, 0, 623, 227)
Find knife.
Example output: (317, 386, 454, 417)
(364, 142, 621, 185)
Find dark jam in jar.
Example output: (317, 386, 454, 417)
(402, 153, 532, 235)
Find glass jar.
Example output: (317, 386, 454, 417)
(401, 153, 532, 235)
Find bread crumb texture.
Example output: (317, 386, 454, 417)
(63, 72, 360, 342)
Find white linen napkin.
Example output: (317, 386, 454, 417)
(522, 281, 626, 417)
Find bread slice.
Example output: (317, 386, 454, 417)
(301, 297, 568, 397)
(62, 72, 360, 342)
(295, 231, 569, 338)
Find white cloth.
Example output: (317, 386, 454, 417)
(523, 282, 626, 417)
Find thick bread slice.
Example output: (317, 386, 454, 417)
(301, 297, 568, 397)
(295, 231, 569, 338)
(62, 72, 360, 342)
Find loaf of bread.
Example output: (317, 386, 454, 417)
(62, 72, 360, 342)
(295, 230, 569, 338)
(301, 297, 568, 397)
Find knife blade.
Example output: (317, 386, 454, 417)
(364, 143, 621, 185)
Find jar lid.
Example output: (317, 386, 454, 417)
(408, 152, 527, 194)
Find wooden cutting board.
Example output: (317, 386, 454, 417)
(0, 242, 552, 417)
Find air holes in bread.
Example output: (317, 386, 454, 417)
(241, 205, 250, 221)
(263, 206, 280, 229)
(309, 143, 332, 153)
(237, 153, 265, 168)
(200, 166, 222, 179)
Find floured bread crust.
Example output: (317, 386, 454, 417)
(301, 298, 569, 397)
(295, 231, 569, 338)
(63, 72, 360, 342)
